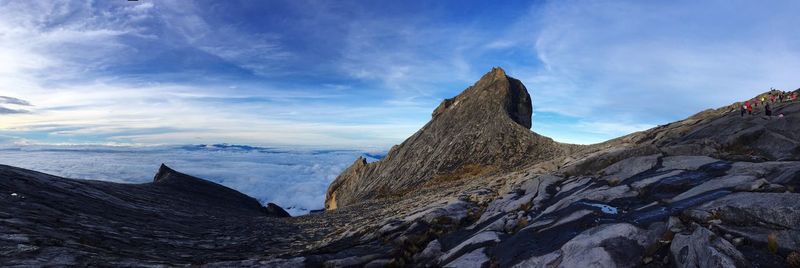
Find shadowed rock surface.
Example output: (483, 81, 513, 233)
(0, 164, 299, 266)
(2, 68, 800, 267)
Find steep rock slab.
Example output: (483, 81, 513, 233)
(326, 67, 571, 209)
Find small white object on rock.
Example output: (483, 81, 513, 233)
(582, 202, 618, 214)
(11, 193, 18, 197)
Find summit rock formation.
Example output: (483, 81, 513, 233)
(325, 67, 574, 209)
(2, 67, 800, 267)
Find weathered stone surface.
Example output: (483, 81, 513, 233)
(600, 154, 661, 181)
(659, 155, 719, 171)
(541, 184, 636, 215)
(404, 199, 476, 224)
(512, 223, 658, 268)
(206, 257, 306, 268)
(687, 192, 800, 252)
(323, 254, 382, 267)
(560, 145, 661, 177)
(364, 259, 394, 268)
(414, 239, 443, 263)
(669, 174, 758, 202)
(444, 247, 490, 268)
(630, 170, 683, 190)
(670, 225, 748, 268)
(438, 231, 500, 265)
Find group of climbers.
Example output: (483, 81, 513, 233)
(739, 88, 798, 117)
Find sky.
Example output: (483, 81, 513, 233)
(1, 0, 799, 147)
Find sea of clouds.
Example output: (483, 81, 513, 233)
(0, 144, 383, 216)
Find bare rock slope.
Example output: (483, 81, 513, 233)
(326, 67, 574, 209)
(0, 164, 294, 266)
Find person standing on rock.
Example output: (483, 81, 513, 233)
(765, 103, 772, 117)
(740, 104, 747, 117)
(746, 100, 753, 115)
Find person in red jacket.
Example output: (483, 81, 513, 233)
(745, 100, 753, 115)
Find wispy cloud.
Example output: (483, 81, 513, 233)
(0, 0, 798, 146)
(0, 107, 28, 114)
(0, 96, 32, 106)
(0, 96, 32, 114)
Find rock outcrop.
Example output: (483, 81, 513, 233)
(153, 164, 282, 215)
(326, 67, 573, 209)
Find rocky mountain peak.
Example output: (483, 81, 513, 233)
(325, 67, 569, 209)
(153, 163, 176, 183)
(431, 67, 532, 129)
(151, 163, 288, 217)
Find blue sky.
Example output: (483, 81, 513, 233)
(1, 0, 799, 147)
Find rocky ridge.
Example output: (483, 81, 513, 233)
(1, 68, 799, 267)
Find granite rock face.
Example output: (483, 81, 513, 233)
(326, 67, 573, 209)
